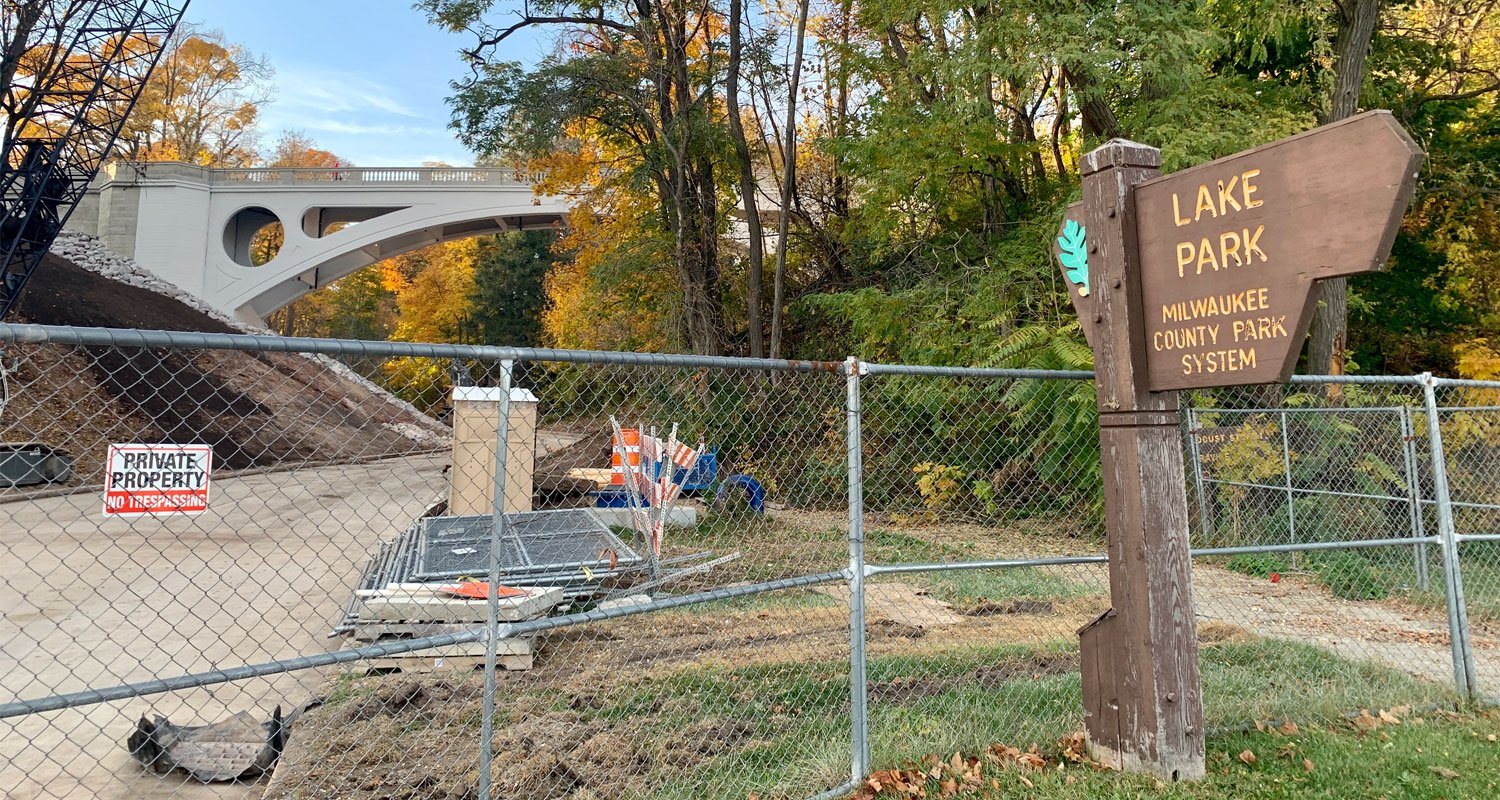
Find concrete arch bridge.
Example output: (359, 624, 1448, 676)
(66, 161, 569, 324)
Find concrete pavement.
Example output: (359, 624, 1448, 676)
(1, 454, 448, 800)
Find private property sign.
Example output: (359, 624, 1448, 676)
(103, 444, 213, 516)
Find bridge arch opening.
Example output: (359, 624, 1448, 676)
(299, 206, 408, 238)
(223, 206, 284, 267)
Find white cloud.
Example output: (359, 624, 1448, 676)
(297, 119, 451, 137)
(272, 65, 421, 117)
(248, 61, 481, 165)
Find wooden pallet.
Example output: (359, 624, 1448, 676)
(343, 632, 536, 673)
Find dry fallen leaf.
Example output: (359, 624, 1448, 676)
(1379, 709, 1402, 725)
(1430, 766, 1461, 779)
(1488, 734, 1497, 743)
(1238, 749, 1259, 765)
(1278, 721, 1300, 735)
(1303, 758, 1315, 773)
(1018, 776, 1035, 789)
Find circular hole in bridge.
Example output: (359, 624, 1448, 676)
(223, 206, 285, 267)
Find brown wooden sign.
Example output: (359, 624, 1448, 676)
(1133, 111, 1422, 390)
(1053, 115, 1425, 782)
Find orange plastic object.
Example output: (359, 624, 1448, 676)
(438, 582, 529, 600)
(610, 428, 641, 485)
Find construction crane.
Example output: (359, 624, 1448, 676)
(0, 0, 188, 320)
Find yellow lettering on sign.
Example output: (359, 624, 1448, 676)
(1217, 175, 1242, 214)
(1161, 287, 1273, 323)
(1231, 315, 1290, 342)
(1241, 169, 1263, 209)
(1195, 184, 1217, 221)
(1243, 225, 1267, 262)
(1179, 348, 1259, 375)
(1196, 237, 1219, 273)
(1167, 168, 1265, 230)
(1176, 241, 1195, 277)
(1219, 230, 1242, 266)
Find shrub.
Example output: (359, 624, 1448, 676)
(1313, 551, 1390, 601)
(1225, 552, 1287, 579)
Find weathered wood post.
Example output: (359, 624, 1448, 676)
(1058, 112, 1424, 782)
(1074, 140, 1205, 780)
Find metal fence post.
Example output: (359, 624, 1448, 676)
(1420, 372, 1475, 699)
(1280, 410, 1297, 567)
(1185, 405, 1212, 542)
(844, 356, 869, 784)
(1398, 405, 1430, 591)
(479, 359, 514, 800)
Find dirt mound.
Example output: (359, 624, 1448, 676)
(1, 248, 447, 488)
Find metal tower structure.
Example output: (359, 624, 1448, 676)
(0, 1, 188, 320)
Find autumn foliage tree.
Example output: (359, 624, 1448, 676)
(421, 0, 733, 355)
(117, 25, 270, 166)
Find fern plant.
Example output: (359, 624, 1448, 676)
(985, 322, 1102, 523)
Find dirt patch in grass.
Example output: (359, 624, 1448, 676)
(870, 619, 929, 639)
(340, 679, 480, 723)
(867, 650, 1079, 704)
(1197, 621, 1255, 644)
(263, 514, 1479, 799)
(963, 599, 1056, 616)
(660, 719, 758, 768)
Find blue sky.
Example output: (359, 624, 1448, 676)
(185, 0, 548, 166)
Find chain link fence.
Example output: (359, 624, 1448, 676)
(0, 323, 1496, 800)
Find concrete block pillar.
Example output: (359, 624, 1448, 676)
(449, 386, 538, 516)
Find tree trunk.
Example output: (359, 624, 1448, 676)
(654, 0, 724, 356)
(1307, 0, 1382, 378)
(1051, 78, 1070, 177)
(726, 0, 765, 357)
(769, 0, 811, 360)
(1063, 66, 1123, 142)
(678, 156, 725, 355)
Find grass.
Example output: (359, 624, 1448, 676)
(1220, 545, 1500, 615)
(914, 566, 1102, 607)
(865, 707, 1500, 800)
(861, 637, 1455, 772)
(297, 510, 1479, 799)
(683, 587, 843, 614)
(304, 630, 1459, 800)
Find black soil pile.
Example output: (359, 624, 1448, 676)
(1, 252, 445, 487)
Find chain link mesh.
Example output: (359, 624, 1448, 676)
(856, 371, 1471, 772)
(2, 327, 1498, 799)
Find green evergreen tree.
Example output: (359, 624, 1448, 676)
(465, 231, 556, 347)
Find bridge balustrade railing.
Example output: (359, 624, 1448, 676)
(209, 166, 535, 185)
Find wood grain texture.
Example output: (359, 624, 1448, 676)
(1079, 139, 1206, 781)
(1132, 111, 1422, 390)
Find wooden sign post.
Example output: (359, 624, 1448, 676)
(1056, 112, 1422, 780)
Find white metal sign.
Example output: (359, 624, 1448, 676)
(103, 443, 213, 516)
